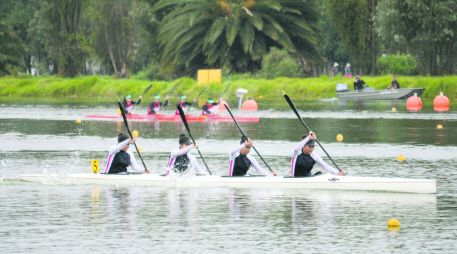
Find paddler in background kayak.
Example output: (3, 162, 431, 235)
(147, 95, 169, 115)
(228, 136, 273, 176)
(201, 98, 219, 115)
(103, 133, 146, 174)
(175, 95, 196, 115)
(122, 94, 142, 114)
(166, 134, 205, 176)
(291, 131, 345, 177)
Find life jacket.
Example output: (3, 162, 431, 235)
(108, 151, 131, 174)
(294, 153, 316, 177)
(232, 154, 251, 176)
(173, 154, 190, 173)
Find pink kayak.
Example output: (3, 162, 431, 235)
(85, 113, 260, 123)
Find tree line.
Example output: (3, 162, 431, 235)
(1, 0, 456, 78)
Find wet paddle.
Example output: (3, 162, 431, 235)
(224, 104, 276, 175)
(284, 94, 342, 172)
(177, 105, 212, 175)
(117, 101, 150, 174)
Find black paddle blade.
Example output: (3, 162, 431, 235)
(143, 84, 153, 95)
(284, 94, 310, 132)
(177, 105, 191, 134)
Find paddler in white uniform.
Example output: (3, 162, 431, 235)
(103, 133, 145, 174)
(228, 136, 273, 176)
(291, 131, 345, 177)
(166, 134, 205, 176)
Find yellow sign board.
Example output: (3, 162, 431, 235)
(197, 69, 222, 85)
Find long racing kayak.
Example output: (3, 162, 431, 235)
(85, 113, 260, 123)
(18, 173, 436, 194)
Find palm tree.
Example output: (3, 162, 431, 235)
(152, 0, 320, 74)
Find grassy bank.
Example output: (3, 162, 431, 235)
(0, 75, 456, 106)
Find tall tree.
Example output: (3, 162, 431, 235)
(32, 0, 87, 77)
(89, 0, 136, 78)
(328, 0, 377, 75)
(0, 21, 25, 75)
(376, 0, 457, 75)
(151, 0, 320, 75)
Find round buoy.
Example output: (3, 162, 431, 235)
(433, 92, 450, 112)
(391, 107, 397, 112)
(406, 93, 422, 112)
(218, 99, 229, 111)
(75, 118, 82, 124)
(387, 218, 400, 229)
(396, 154, 406, 162)
(241, 99, 259, 111)
(336, 134, 344, 142)
(437, 124, 443, 129)
(132, 130, 139, 138)
(116, 108, 122, 115)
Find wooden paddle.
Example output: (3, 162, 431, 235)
(177, 105, 212, 175)
(284, 94, 342, 172)
(224, 104, 276, 175)
(117, 101, 150, 174)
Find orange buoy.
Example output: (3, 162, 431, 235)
(406, 93, 422, 112)
(241, 99, 259, 111)
(218, 99, 229, 111)
(433, 92, 450, 112)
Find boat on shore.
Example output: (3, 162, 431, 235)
(85, 113, 260, 123)
(18, 173, 436, 194)
(337, 86, 425, 100)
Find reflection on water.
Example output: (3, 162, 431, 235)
(1, 184, 449, 253)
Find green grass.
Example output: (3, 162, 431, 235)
(0, 75, 456, 107)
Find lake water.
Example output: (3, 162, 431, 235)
(1, 100, 457, 253)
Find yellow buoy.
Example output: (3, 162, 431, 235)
(336, 134, 344, 142)
(391, 107, 397, 112)
(387, 218, 400, 231)
(437, 124, 443, 129)
(132, 130, 139, 138)
(116, 108, 121, 115)
(75, 118, 82, 124)
(396, 154, 406, 162)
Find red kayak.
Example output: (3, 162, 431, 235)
(85, 113, 260, 123)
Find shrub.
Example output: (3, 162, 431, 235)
(376, 54, 418, 75)
(260, 48, 304, 79)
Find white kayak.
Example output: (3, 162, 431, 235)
(18, 173, 436, 194)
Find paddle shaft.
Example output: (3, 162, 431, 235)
(224, 104, 275, 174)
(284, 95, 341, 171)
(186, 87, 207, 113)
(177, 105, 212, 175)
(129, 84, 152, 113)
(117, 102, 150, 173)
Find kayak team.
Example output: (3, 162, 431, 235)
(122, 94, 219, 115)
(104, 129, 346, 177)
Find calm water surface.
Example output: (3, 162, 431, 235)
(1, 101, 457, 253)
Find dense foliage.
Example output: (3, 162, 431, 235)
(0, 0, 456, 77)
